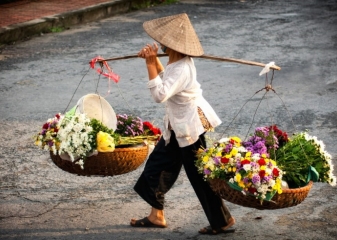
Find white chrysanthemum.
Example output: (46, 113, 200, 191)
(73, 123, 82, 132)
(57, 112, 93, 160)
(51, 145, 57, 155)
(76, 159, 84, 169)
(330, 176, 337, 186)
(243, 164, 251, 171)
(251, 153, 260, 161)
(265, 168, 272, 175)
(205, 162, 215, 171)
(329, 162, 334, 172)
(238, 146, 247, 152)
(268, 179, 275, 187)
(218, 138, 230, 143)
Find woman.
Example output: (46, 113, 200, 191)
(130, 13, 235, 235)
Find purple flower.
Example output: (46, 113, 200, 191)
(250, 162, 258, 168)
(224, 143, 233, 153)
(262, 175, 272, 183)
(213, 157, 221, 165)
(252, 175, 261, 184)
(204, 169, 211, 175)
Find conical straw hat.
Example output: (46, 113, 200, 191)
(143, 13, 204, 57)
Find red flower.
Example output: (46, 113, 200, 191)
(272, 168, 280, 177)
(258, 158, 266, 166)
(259, 170, 266, 179)
(151, 127, 161, 135)
(143, 121, 153, 130)
(248, 187, 257, 194)
(269, 125, 289, 144)
(221, 157, 229, 164)
(43, 123, 49, 129)
(241, 159, 250, 165)
(143, 121, 161, 135)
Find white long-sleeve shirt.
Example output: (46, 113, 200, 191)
(147, 56, 222, 147)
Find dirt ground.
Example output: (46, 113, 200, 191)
(1, 0, 337, 239)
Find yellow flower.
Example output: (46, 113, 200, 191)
(260, 165, 266, 171)
(235, 173, 242, 182)
(274, 178, 283, 194)
(238, 181, 245, 188)
(231, 136, 241, 146)
(245, 151, 252, 160)
(197, 148, 204, 155)
(205, 162, 214, 171)
(202, 155, 209, 163)
(97, 131, 115, 152)
(230, 147, 238, 156)
(270, 159, 277, 166)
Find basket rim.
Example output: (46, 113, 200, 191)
(50, 144, 149, 176)
(208, 178, 313, 210)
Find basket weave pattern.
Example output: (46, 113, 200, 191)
(50, 145, 148, 176)
(209, 178, 313, 210)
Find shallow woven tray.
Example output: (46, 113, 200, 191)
(209, 178, 313, 210)
(50, 144, 148, 176)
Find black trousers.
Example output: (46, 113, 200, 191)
(134, 131, 232, 229)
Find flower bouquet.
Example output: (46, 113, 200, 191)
(34, 113, 63, 155)
(196, 136, 283, 202)
(196, 125, 336, 209)
(34, 112, 161, 176)
(115, 114, 161, 146)
(275, 131, 336, 188)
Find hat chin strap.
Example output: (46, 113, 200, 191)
(162, 46, 167, 53)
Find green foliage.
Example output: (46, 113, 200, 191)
(275, 132, 333, 187)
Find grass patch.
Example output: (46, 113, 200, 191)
(132, 0, 178, 10)
(50, 27, 64, 33)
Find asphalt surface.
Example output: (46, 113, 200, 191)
(1, 0, 337, 239)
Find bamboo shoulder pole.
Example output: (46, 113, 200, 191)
(96, 54, 281, 71)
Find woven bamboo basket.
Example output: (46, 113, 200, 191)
(209, 178, 313, 210)
(50, 144, 148, 176)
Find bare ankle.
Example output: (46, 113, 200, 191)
(222, 217, 235, 230)
(148, 208, 166, 225)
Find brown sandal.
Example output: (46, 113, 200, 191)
(199, 226, 235, 235)
(130, 217, 167, 228)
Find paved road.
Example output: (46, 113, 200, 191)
(1, 0, 337, 239)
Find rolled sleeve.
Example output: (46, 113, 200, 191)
(147, 75, 162, 89)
